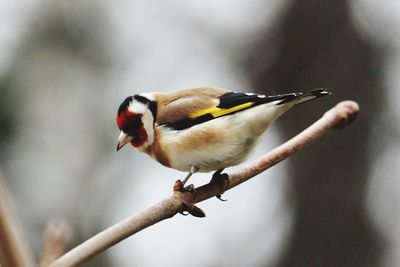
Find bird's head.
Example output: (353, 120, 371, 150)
(116, 94, 157, 152)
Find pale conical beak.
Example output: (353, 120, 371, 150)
(116, 131, 133, 151)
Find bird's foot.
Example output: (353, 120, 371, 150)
(173, 179, 195, 193)
(181, 183, 195, 193)
(210, 169, 230, 201)
(173, 180, 205, 218)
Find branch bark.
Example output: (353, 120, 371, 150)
(40, 218, 72, 267)
(0, 172, 35, 267)
(50, 100, 359, 267)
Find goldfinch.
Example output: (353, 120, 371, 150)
(116, 86, 330, 184)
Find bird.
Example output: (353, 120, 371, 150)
(116, 86, 330, 187)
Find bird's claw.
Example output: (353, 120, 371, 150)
(173, 180, 195, 193)
(210, 169, 230, 201)
(182, 184, 195, 193)
(173, 180, 205, 218)
(180, 210, 190, 216)
(216, 194, 228, 201)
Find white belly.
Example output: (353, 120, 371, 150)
(171, 134, 260, 172)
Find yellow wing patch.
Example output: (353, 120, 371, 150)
(189, 102, 254, 119)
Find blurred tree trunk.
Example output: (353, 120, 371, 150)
(245, 0, 383, 266)
(0, 2, 114, 267)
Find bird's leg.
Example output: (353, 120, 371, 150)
(180, 166, 199, 192)
(181, 172, 193, 187)
(210, 169, 230, 201)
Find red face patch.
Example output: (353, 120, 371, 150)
(116, 110, 148, 147)
(116, 109, 139, 130)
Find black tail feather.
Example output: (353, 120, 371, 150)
(277, 88, 331, 105)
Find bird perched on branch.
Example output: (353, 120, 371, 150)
(116, 86, 330, 186)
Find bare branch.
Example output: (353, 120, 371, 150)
(50, 198, 182, 267)
(0, 172, 35, 267)
(50, 100, 359, 267)
(40, 218, 72, 267)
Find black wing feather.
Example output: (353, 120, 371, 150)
(162, 88, 329, 130)
(217, 91, 304, 108)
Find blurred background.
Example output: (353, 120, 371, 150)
(0, 0, 398, 266)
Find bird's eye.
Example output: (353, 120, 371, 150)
(122, 116, 142, 136)
(116, 108, 143, 134)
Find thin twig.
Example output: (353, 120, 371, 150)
(0, 172, 35, 267)
(40, 217, 72, 267)
(50, 100, 359, 267)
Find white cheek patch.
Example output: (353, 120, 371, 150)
(141, 111, 154, 147)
